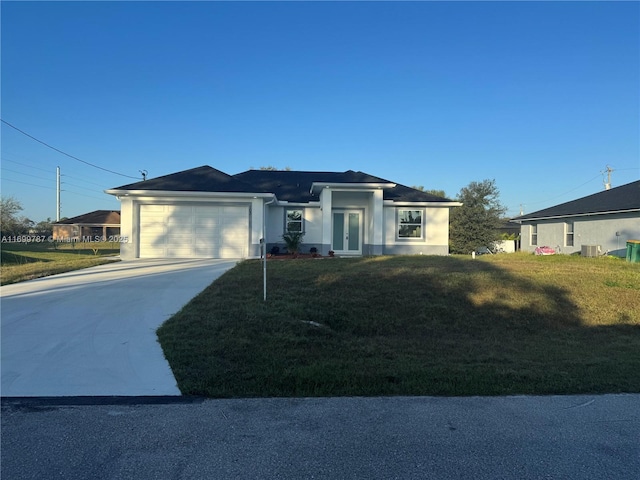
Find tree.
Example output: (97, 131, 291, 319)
(259, 166, 292, 171)
(1, 196, 29, 236)
(411, 186, 447, 198)
(33, 218, 54, 236)
(449, 179, 507, 254)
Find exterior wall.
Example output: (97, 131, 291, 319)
(118, 195, 257, 260)
(52, 224, 120, 241)
(265, 204, 323, 254)
(520, 212, 640, 256)
(52, 225, 76, 240)
(249, 198, 264, 257)
(383, 205, 451, 255)
(266, 199, 454, 256)
(120, 197, 136, 260)
(116, 191, 457, 259)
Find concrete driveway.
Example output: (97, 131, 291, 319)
(1, 258, 238, 397)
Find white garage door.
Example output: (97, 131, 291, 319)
(139, 204, 249, 258)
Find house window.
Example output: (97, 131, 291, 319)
(531, 224, 538, 246)
(286, 209, 303, 232)
(398, 209, 423, 238)
(565, 221, 574, 247)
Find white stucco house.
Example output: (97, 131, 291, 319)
(510, 180, 640, 257)
(105, 166, 461, 260)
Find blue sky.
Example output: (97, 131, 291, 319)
(2, 1, 638, 222)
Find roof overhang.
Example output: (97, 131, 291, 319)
(105, 189, 275, 200)
(310, 182, 396, 195)
(384, 200, 463, 207)
(510, 208, 640, 223)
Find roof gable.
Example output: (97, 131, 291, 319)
(111, 166, 256, 193)
(514, 180, 640, 221)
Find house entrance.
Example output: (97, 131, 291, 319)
(332, 210, 362, 255)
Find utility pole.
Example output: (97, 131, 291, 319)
(56, 166, 61, 221)
(519, 204, 525, 216)
(603, 165, 613, 190)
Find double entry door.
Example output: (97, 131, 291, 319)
(332, 210, 362, 255)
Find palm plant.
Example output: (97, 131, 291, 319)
(282, 231, 305, 255)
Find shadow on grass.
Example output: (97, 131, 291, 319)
(0, 250, 52, 265)
(158, 255, 640, 397)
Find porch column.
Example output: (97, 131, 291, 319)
(371, 189, 384, 255)
(320, 188, 333, 255)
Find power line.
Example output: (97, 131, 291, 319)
(0, 167, 52, 182)
(525, 173, 602, 207)
(63, 181, 104, 193)
(1, 119, 141, 180)
(63, 174, 110, 189)
(513, 165, 638, 216)
(63, 190, 109, 201)
(0, 177, 56, 190)
(1, 157, 53, 173)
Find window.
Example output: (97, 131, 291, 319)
(565, 221, 574, 247)
(531, 224, 538, 246)
(398, 209, 423, 238)
(286, 209, 303, 232)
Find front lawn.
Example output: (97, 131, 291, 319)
(1, 241, 120, 285)
(157, 254, 640, 397)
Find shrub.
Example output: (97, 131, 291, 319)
(282, 231, 305, 255)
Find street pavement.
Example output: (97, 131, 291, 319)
(2, 394, 639, 479)
(1, 258, 237, 396)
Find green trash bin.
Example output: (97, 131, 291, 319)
(626, 240, 640, 263)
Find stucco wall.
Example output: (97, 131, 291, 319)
(383, 206, 451, 255)
(520, 213, 640, 256)
(265, 205, 323, 254)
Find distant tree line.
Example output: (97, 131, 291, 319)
(1, 196, 54, 236)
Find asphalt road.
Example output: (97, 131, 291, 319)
(2, 394, 639, 480)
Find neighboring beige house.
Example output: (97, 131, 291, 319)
(53, 210, 121, 241)
(106, 166, 461, 260)
(511, 180, 640, 257)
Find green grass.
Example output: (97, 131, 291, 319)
(1, 241, 120, 285)
(157, 254, 640, 398)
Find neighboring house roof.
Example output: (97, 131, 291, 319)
(54, 210, 121, 225)
(511, 180, 640, 222)
(109, 166, 454, 204)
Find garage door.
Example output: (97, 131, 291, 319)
(139, 204, 249, 258)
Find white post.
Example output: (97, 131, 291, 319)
(56, 166, 61, 221)
(262, 196, 276, 301)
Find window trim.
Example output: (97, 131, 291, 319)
(285, 208, 304, 233)
(565, 221, 574, 247)
(531, 224, 538, 246)
(397, 208, 424, 240)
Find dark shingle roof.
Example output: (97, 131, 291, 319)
(512, 180, 640, 221)
(111, 166, 256, 193)
(233, 169, 453, 203)
(110, 166, 454, 203)
(55, 210, 121, 225)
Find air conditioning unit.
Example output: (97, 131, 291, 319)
(581, 245, 600, 257)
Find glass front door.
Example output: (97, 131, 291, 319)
(332, 211, 361, 254)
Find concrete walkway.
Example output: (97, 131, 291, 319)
(1, 259, 238, 397)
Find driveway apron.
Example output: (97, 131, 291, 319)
(1, 259, 237, 397)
